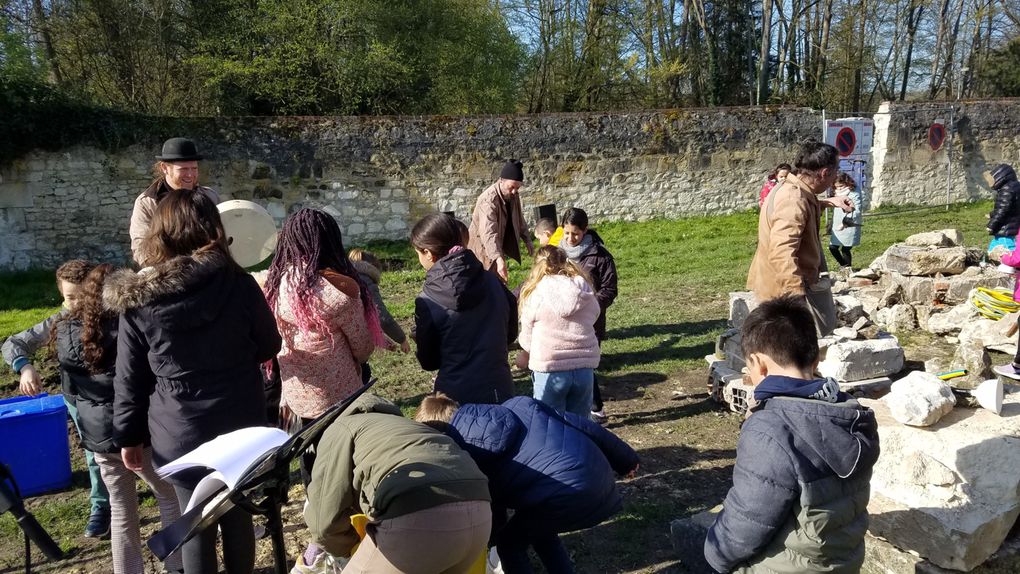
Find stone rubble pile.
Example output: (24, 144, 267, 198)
(863, 389, 1020, 571)
(834, 229, 1013, 389)
(706, 291, 905, 413)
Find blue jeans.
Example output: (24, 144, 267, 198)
(532, 369, 594, 418)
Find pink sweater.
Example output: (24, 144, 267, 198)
(519, 275, 601, 372)
(274, 270, 375, 418)
(1001, 244, 1020, 302)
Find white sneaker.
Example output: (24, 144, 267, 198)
(487, 547, 505, 574)
(590, 410, 608, 424)
(290, 548, 343, 574)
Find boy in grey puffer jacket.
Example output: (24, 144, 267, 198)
(704, 295, 880, 573)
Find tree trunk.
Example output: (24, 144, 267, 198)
(785, 0, 800, 95)
(757, 0, 773, 104)
(899, 2, 923, 100)
(30, 0, 62, 84)
(928, 0, 952, 98)
(851, 0, 866, 111)
(815, 0, 833, 95)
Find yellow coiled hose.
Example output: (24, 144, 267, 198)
(970, 286, 1020, 320)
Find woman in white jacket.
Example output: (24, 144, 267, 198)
(516, 245, 602, 417)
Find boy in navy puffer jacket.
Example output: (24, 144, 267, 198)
(704, 295, 880, 573)
(416, 393, 639, 574)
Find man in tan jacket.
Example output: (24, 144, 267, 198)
(747, 142, 854, 335)
(129, 137, 219, 266)
(467, 159, 534, 282)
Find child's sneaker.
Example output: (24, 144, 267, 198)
(993, 364, 1020, 381)
(487, 547, 505, 574)
(290, 545, 342, 574)
(590, 409, 608, 424)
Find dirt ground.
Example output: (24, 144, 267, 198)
(0, 367, 741, 574)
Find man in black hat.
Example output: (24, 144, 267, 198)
(467, 159, 534, 282)
(129, 137, 220, 265)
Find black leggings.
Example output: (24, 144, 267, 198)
(829, 245, 853, 267)
(174, 484, 255, 574)
(494, 513, 574, 574)
(592, 373, 603, 412)
(1014, 316, 1020, 366)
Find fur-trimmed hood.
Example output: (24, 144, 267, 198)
(104, 249, 239, 331)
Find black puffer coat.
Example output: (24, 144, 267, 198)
(55, 316, 120, 453)
(104, 249, 282, 471)
(414, 249, 517, 405)
(988, 164, 1020, 238)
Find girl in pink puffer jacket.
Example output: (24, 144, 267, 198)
(517, 245, 602, 416)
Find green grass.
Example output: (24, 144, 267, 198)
(0, 200, 996, 407)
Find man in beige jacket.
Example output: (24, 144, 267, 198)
(747, 142, 854, 335)
(467, 159, 534, 282)
(129, 137, 219, 265)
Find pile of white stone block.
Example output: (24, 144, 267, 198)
(863, 387, 1020, 571)
(706, 291, 906, 414)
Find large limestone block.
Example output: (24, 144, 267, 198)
(728, 291, 758, 329)
(817, 337, 905, 382)
(834, 294, 866, 326)
(885, 304, 917, 333)
(863, 530, 1020, 574)
(904, 229, 963, 248)
(945, 269, 1012, 305)
(883, 244, 969, 276)
(885, 272, 934, 304)
(927, 304, 981, 336)
(884, 371, 956, 426)
(862, 392, 1020, 571)
(950, 341, 993, 389)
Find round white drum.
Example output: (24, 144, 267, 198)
(217, 200, 278, 267)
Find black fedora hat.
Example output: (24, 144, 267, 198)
(156, 137, 204, 161)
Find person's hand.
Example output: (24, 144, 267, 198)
(400, 339, 411, 354)
(829, 195, 854, 213)
(514, 350, 530, 370)
(122, 446, 144, 472)
(625, 464, 640, 479)
(19, 365, 42, 396)
(495, 256, 509, 283)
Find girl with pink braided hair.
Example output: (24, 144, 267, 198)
(263, 208, 384, 478)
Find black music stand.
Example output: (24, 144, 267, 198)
(148, 381, 375, 574)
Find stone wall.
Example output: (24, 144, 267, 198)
(871, 99, 1020, 206)
(0, 100, 1017, 270)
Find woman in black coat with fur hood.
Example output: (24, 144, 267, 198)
(104, 190, 282, 574)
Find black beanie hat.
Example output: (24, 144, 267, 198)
(500, 159, 524, 182)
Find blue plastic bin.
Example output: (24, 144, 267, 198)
(0, 394, 72, 497)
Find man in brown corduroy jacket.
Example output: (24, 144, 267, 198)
(747, 142, 854, 336)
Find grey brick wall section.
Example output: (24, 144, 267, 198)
(0, 101, 1017, 270)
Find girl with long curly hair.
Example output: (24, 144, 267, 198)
(55, 264, 182, 574)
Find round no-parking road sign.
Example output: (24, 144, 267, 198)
(835, 127, 856, 157)
(929, 123, 946, 151)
